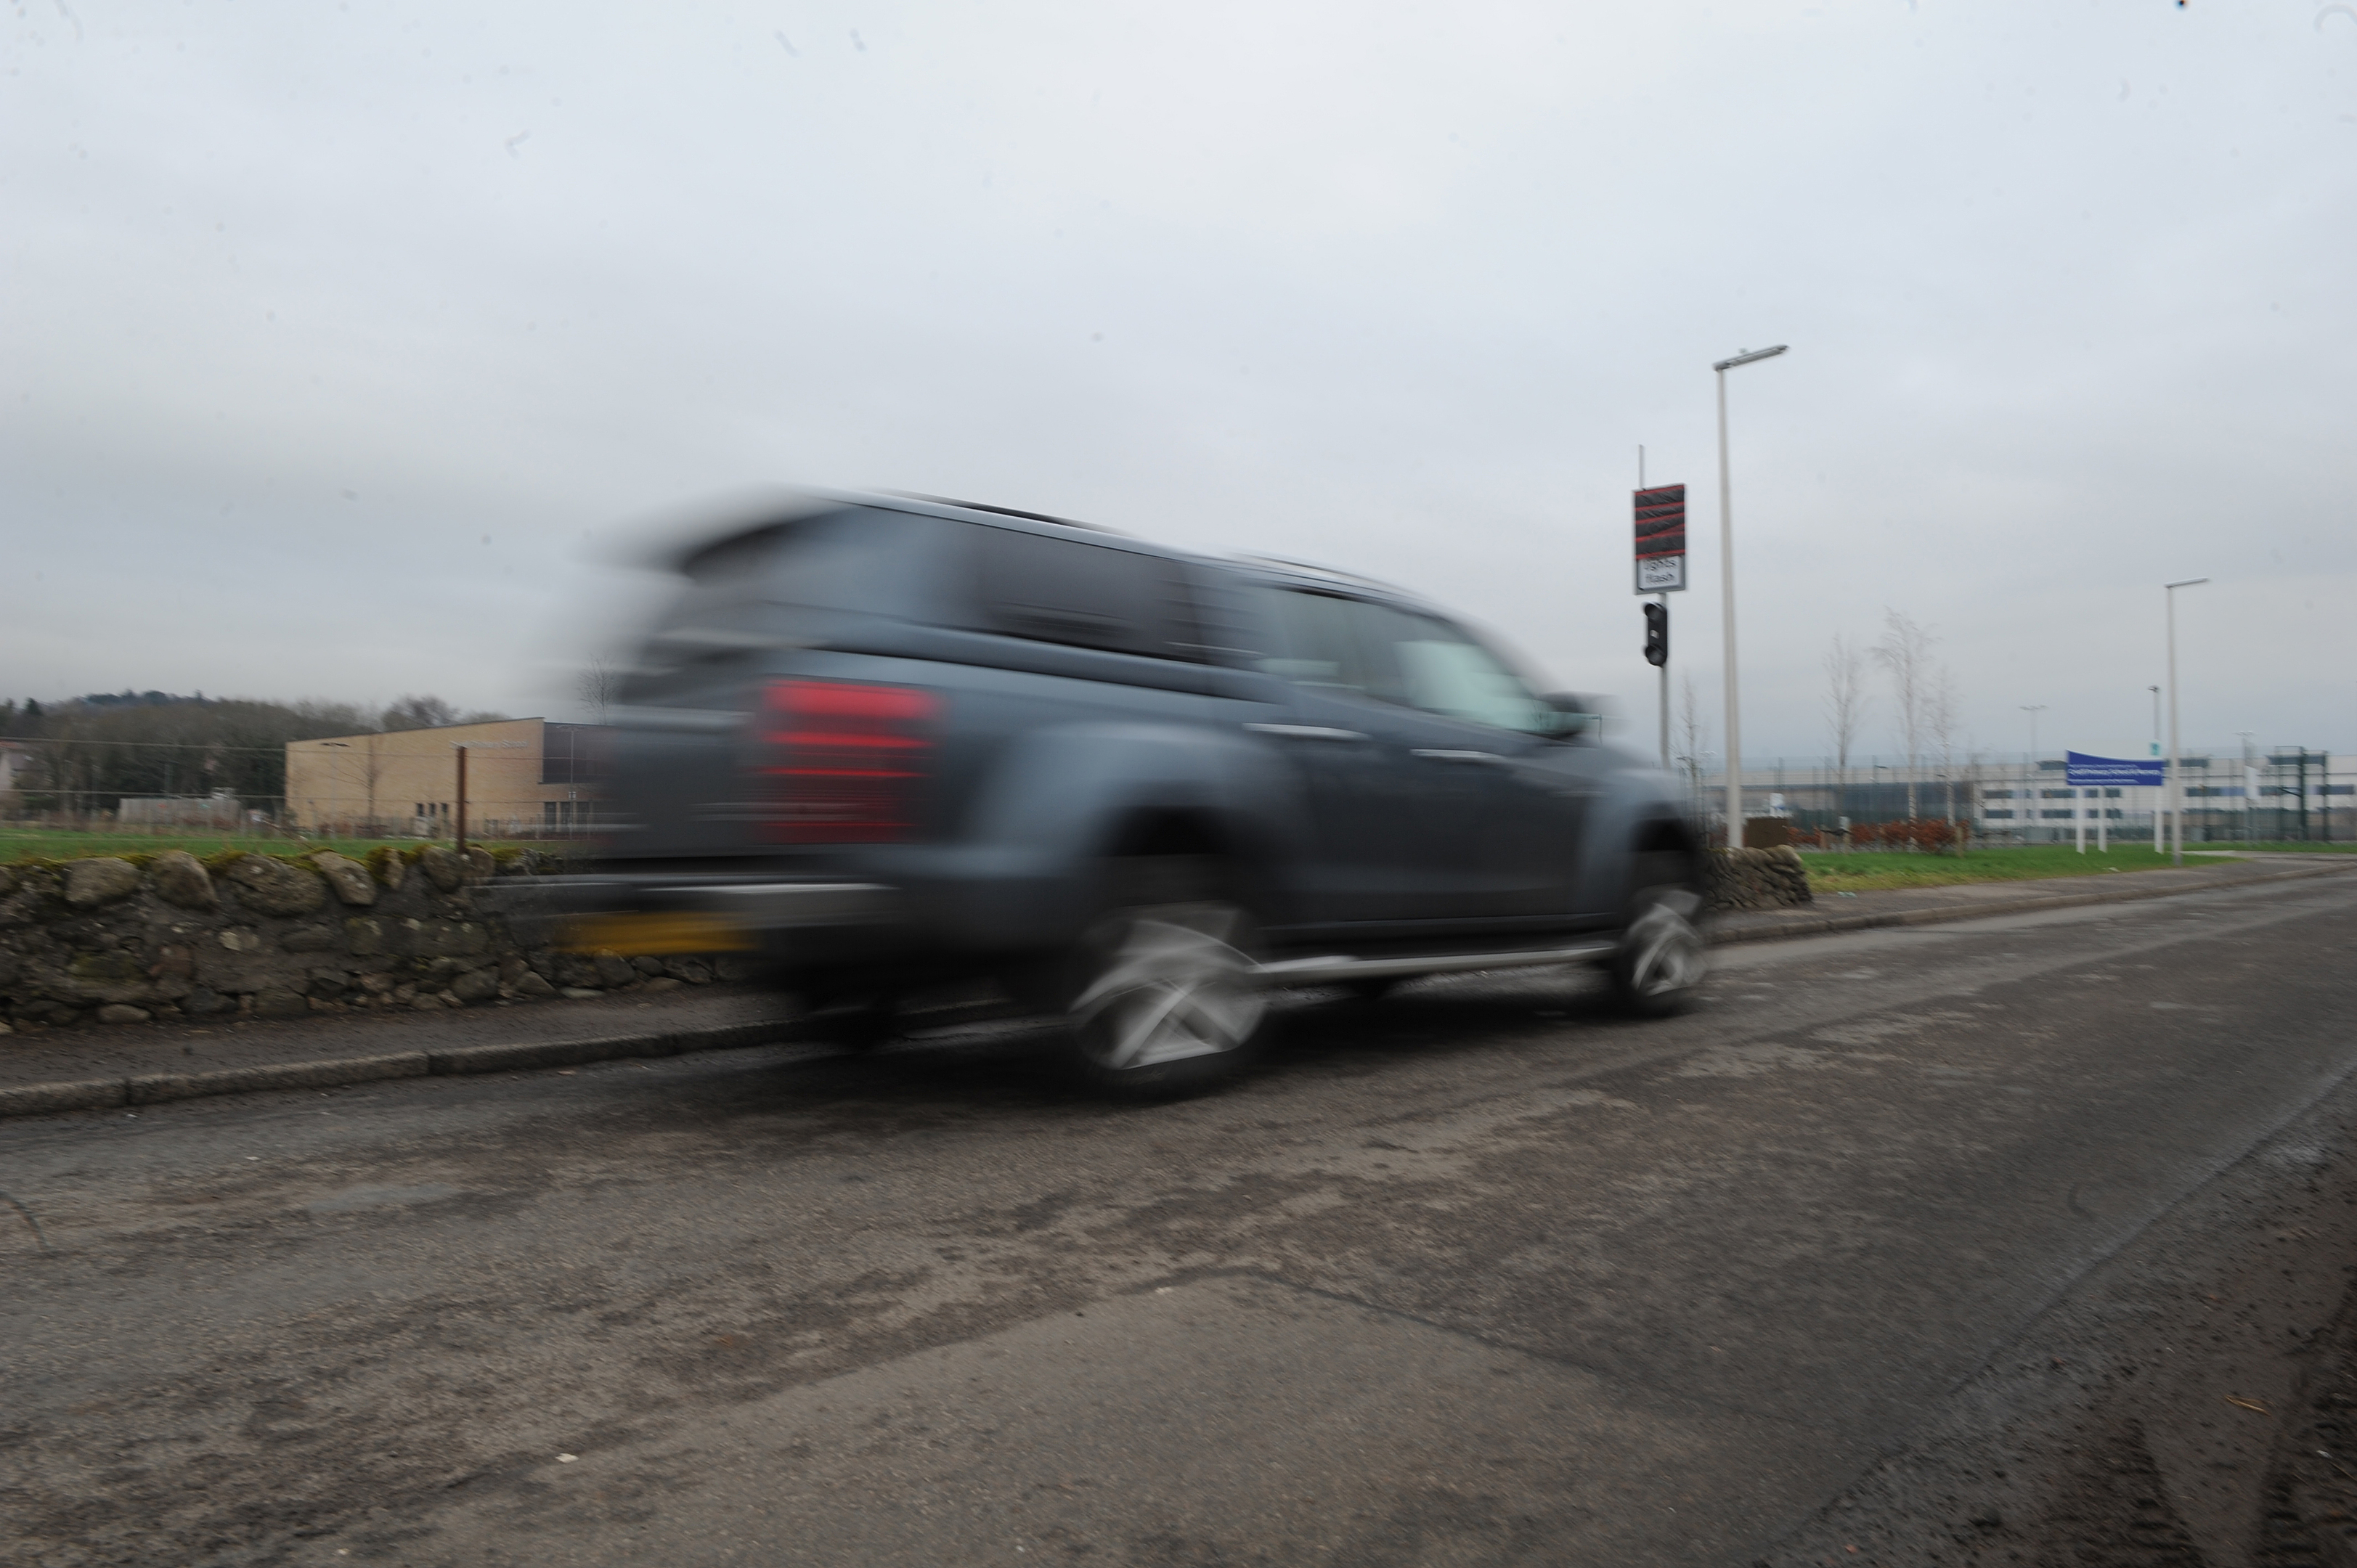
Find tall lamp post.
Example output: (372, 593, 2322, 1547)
(1713, 343, 1788, 849)
(2165, 578, 2209, 865)
(2237, 732, 2256, 844)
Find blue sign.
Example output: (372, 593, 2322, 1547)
(2066, 751, 2166, 787)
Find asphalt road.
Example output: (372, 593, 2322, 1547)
(7, 870, 2357, 1567)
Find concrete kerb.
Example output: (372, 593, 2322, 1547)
(1709, 858, 2357, 947)
(4, 862, 2349, 1121)
(0, 1019, 797, 1120)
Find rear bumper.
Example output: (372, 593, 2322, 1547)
(481, 875, 905, 952)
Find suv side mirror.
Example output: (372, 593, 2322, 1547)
(1539, 693, 1603, 739)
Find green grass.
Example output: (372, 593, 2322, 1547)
(2210, 841, 2357, 854)
(1796, 844, 2244, 894)
(0, 828, 537, 864)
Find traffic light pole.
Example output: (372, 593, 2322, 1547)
(1656, 593, 1670, 772)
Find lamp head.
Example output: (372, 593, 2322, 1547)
(1714, 344, 1790, 372)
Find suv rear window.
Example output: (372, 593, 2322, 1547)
(625, 508, 936, 693)
(963, 526, 1206, 661)
(670, 508, 926, 613)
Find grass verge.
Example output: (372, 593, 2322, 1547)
(1799, 844, 2250, 894)
(0, 829, 536, 862)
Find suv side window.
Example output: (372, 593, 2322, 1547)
(1257, 589, 1369, 691)
(1261, 588, 1552, 735)
(969, 526, 1205, 661)
(1380, 611, 1554, 734)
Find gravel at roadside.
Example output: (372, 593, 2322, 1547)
(1713, 851, 2356, 944)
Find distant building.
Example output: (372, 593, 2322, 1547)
(283, 718, 608, 838)
(118, 793, 243, 828)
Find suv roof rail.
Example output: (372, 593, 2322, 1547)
(1235, 553, 1412, 596)
(882, 493, 1128, 536)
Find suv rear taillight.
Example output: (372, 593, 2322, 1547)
(752, 679, 939, 844)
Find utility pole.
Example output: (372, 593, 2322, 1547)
(454, 743, 470, 857)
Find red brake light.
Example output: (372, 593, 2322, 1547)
(753, 679, 939, 844)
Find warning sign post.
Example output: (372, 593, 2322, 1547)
(1634, 484, 1688, 593)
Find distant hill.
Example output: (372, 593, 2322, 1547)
(70, 690, 212, 710)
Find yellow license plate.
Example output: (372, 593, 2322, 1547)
(558, 912, 757, 955)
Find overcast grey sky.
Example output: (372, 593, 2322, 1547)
(4, 1, 2351, 761)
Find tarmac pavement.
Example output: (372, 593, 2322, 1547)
(4, 860, 2357, 1565)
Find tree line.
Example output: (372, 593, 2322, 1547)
(1664, 610, 1963, 822)
(0, 693, 508, 810)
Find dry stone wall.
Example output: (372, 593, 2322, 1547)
(1, 841, 1815, 1034)
(0, 849, 751, 1034)
(1705, 845, 1815, 912)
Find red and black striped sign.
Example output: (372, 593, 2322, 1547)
(1633, 484, 1686, 560)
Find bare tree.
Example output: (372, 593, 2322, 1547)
(1823, 634, 1870, 776)
(577, 657, 619, 725)
(1926, 666, 1961, 825)
(286, 698, 377, 733)
(1676, 672, 1710, 801)
(1873, 611, 1937, 820)
(351, 732, 388, 834)
(380, 694, 459, 732)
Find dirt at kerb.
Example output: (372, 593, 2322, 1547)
(1759, 1083, 2357, 1567)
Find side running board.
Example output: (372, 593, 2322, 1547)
(1252, 941, 1616, 988)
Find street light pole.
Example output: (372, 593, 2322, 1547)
(2020, 706, 2045, 844)
(2238, 732, 2256, 844)
(1713, 343, 1788, 851)
(2165, 578, 2209, 865)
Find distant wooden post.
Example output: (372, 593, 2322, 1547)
(455, 744, 469, 854)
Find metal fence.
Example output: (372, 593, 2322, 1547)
(1676, 750, 2353, 845)
(0, 791, 606, 844)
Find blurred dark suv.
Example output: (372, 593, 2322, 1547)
(528, 491, 1706, 1096)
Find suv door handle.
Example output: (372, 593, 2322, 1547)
(1412, 748, 1510, 765)
(1245, 723, 1369, 743)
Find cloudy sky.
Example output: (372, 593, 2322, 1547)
(5, 0, 2351, 764)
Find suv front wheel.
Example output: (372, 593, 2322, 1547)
(1608, 885, 1706, 1016)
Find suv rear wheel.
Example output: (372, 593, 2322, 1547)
(1066, 859, 1265, 1098)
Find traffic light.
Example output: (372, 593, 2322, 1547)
(1642, 601, 1669, 667)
